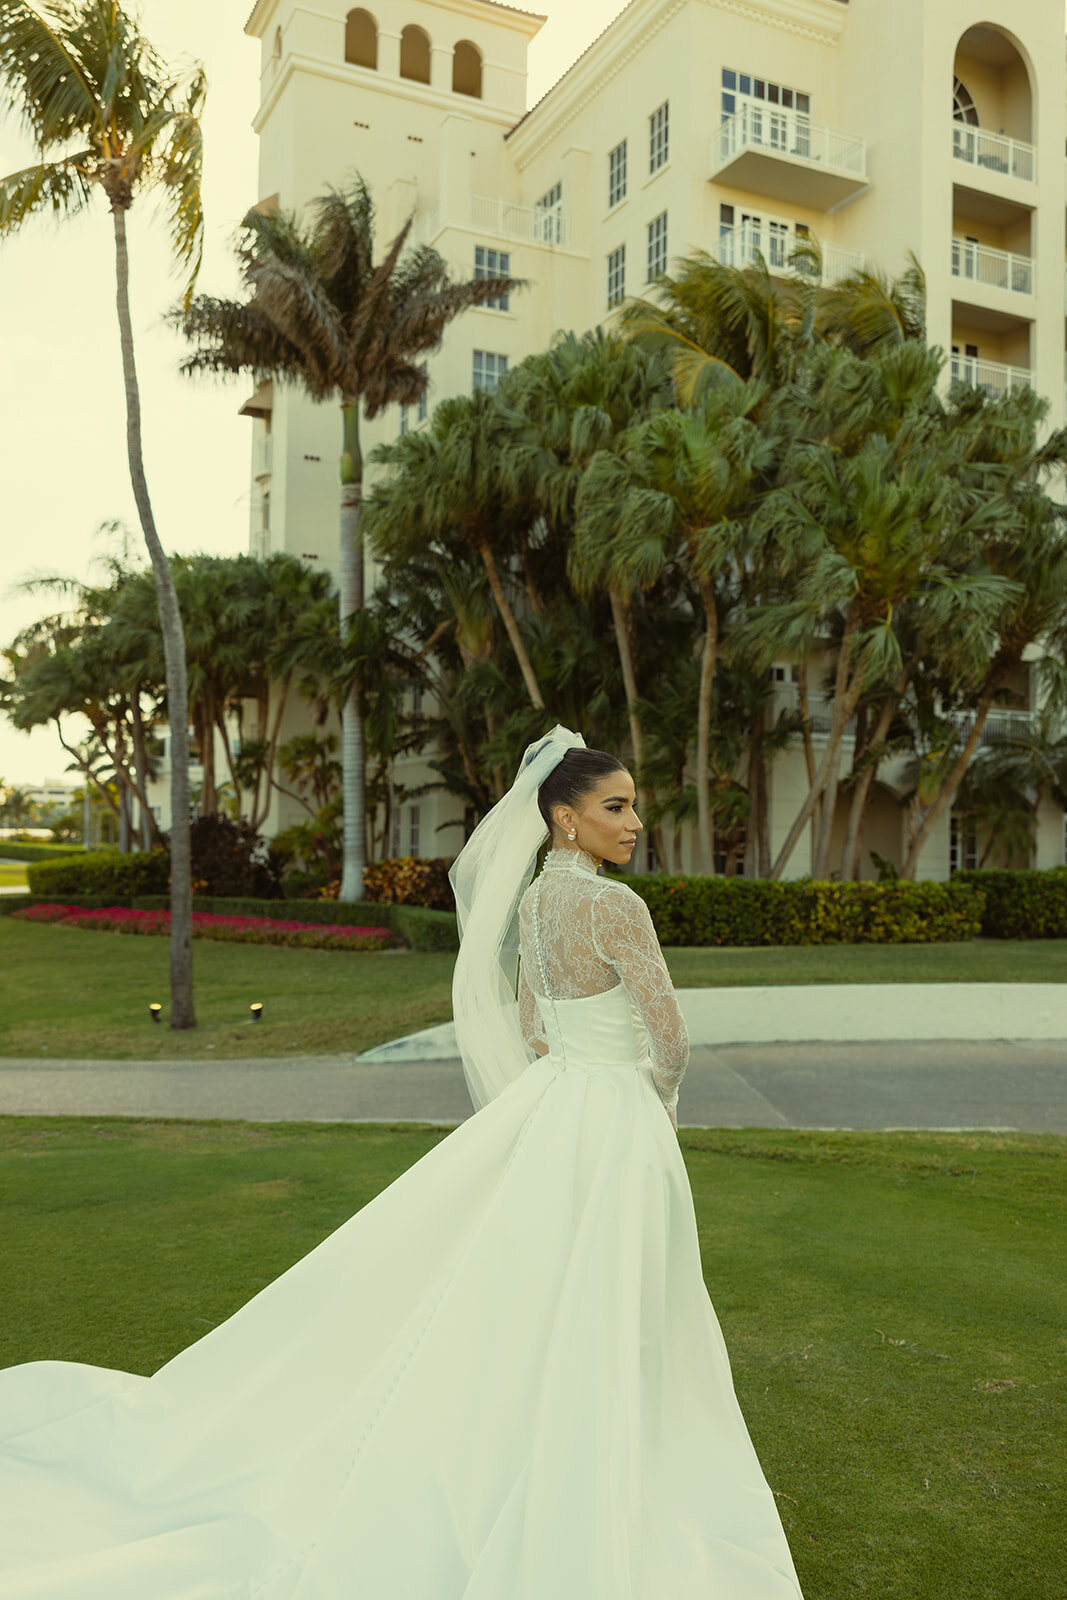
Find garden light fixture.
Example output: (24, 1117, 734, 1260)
(250, 1003, 263, 1022)
(149, 1003, 162, 1023)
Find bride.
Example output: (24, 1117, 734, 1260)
(0, 724, 804, 1598)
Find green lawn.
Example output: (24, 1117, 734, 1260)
(0, 863, 28, 887)
(1, 1117, 1062, 1600)
(0, 918, 1064, 1060)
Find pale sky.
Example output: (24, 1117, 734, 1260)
(0, 0, 626, 788)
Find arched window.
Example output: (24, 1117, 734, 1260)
(400, 24, 431, 84)
(952, 74, 978, 125)
(345, 9, 377, 69)
(452, 39, 482, 99)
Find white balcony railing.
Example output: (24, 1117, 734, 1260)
(418, 194, 571, 249)
(944, 708, 1034, 748)
(951, 121, 1036, 184)
(948, 354, 1031, 398)
(712, 105, 867, 183)
(951, 238, 1034, 296)
(714, 222, 863, 284)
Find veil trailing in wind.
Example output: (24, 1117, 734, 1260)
(448, 724, 586, 1112)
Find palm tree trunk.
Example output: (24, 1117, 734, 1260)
(770, 607, 859, 881)
(796, 659, 821, 861)
(479, 541, 545, 709)
(112, 203, 195, 1027)
(339, 400, 367, 902)
(744, 705, 764, 877)
(841, 692, 899, 879)
(695, 574, 718, 875)
(901, 684, 999, 879)
(608, 586, 664, 872)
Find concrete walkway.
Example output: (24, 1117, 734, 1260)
(0, 1039, 1063, 1132)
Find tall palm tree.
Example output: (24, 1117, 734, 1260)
(175, 179, 516, 901)
(366, 386, 551, 711)
(0, 0, 204, 1024)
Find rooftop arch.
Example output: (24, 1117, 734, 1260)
(345, 8, 378, 70)
(952, 23, 1033, 141)
(452, 39, 482, 99)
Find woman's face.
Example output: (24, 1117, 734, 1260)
(557, 769, 642, 868)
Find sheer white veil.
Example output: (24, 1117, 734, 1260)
(448, 725, 586, 1112)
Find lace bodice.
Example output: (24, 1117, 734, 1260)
(517, 848, 689, 1113)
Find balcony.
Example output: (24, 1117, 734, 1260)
(944, 708, 1034, 748)
(714, 223, 863, 285)
(710, 105, 867, 210)
(951, 238, 1034, 301)
(417, 193, 571, 250)
(947, 354, 1031, 398)
(951, 121, 1035, 186)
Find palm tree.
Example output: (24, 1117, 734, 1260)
(366, 385, 551, 711)
(0, 0, 205, 1024)
(174, 179, 516, 901)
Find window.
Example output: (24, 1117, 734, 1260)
(721, 67, 810, 142)
(535, 181, 563, 244)
(408, 805, 421, 857)
(453, 39, 482, 98)
(949, 813, 978, 874)
(607, 243, 626, 308)
(401, 362, 430, 431)
(472, 349, 508, 393)
(475, 245, 510, 311)
(718, 202, 807, 273)
(390, 808, 400, 858)
(344, 8, 377, 69)
(400, 24, 430, 84)
(647, 211, 667, 280)
(952, 75, 979, 126)
(608, 140, 627, 207)
(649, 101, 669, 173)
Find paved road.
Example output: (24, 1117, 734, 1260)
(0, 1039, 1063, 1131)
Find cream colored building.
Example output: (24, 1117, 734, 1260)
(231, 0, 1067, 878)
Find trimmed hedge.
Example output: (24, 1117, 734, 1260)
(620, 875, 985, 946)
(0, 842, 87, 862)
(954, 866, 1067, 939)
(26, 849, 170, 897)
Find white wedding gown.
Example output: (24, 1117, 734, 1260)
(0, 848, 803, 1599)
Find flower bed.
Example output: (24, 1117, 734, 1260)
(13, 904, 394, 952)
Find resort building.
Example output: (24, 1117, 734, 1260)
(222, 0, 1067, 877)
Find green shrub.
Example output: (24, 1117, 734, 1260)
(26, 850, 170, 898)
(621, 875, 985, 946)
(188, 813, 282, 899)
(954, 866, 1067, 939)
(0, 841, 87, 862)
(391, 905, 459, 952)
(361, 857, 454, 910)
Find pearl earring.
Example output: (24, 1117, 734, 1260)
(567, 827, 577, 842)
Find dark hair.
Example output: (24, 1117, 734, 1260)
(537, 747, 628, 833)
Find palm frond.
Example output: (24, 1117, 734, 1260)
(0, 152, 93, 229)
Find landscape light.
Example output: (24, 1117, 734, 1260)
(149, 1003, 162, 1023)
(250, 1003, 263, 1022)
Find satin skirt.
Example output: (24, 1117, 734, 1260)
(0, 1003, 803, 1598)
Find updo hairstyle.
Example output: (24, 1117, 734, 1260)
(537, 748, 628, 835)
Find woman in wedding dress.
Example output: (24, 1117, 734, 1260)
(0, 725, 804, 1599)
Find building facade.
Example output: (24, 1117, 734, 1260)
(232, 0, 1067, 877)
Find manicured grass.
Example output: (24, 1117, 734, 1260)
(0, 1117, 1062, 1600)
(0, 918, 1063, 1061)
(0, 863, 28, 887)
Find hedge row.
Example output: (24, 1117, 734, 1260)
(620, 875, 985, 946)
(954, 866, 1067, 939)
(0, 841, 87, 862)
(27, 849, 169, 895)
(3, 891, 459, 952)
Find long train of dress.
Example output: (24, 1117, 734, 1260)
(0, 982, 803, 1598)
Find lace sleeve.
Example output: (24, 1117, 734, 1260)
(518, 961, 548, 1056)
(592, 887, 689, 1112)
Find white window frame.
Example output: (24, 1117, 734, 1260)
(472, 349, 509, 393)
(534, 182, 563, 244)
(474, 245, 510, 311)
(949, 813, 978, 874)
(608, 139, 628, 207)
(647, 210, 667, 280)
(607, 244, 626, 308)
(649, 102, 669, 173)
(408, 804, 421, 857)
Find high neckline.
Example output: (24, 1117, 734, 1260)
(543, 846, 601, 876)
